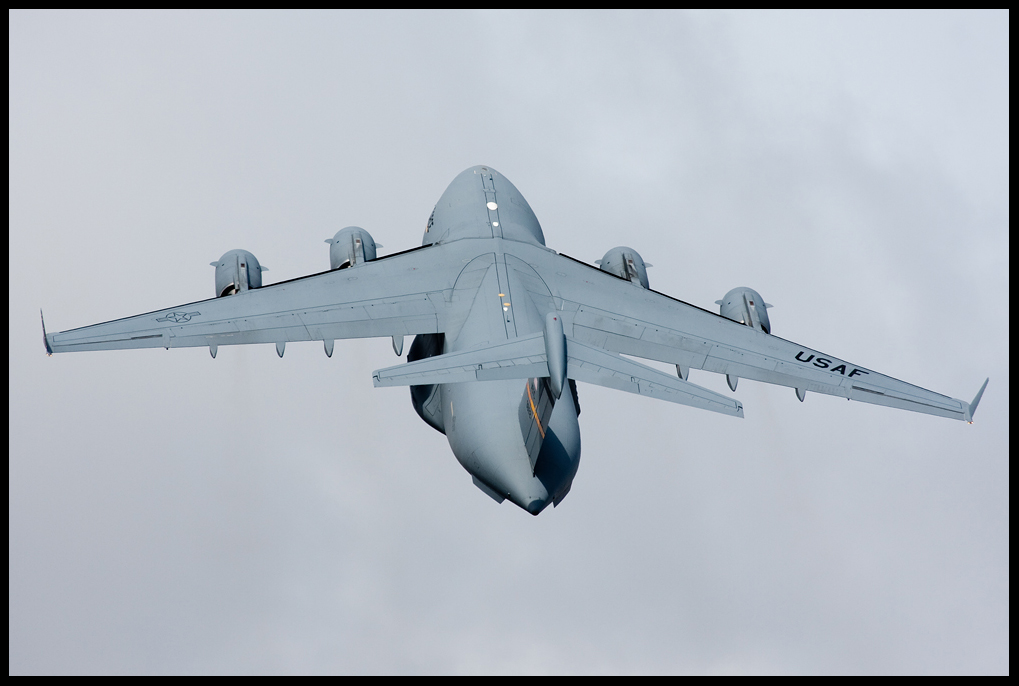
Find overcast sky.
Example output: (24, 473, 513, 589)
(9, 10, 1008, 674)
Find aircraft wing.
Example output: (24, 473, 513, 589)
(44, 245, 456, 354)
(546, 254, 985, 422)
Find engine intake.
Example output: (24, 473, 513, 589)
(326, 226, 378, 270)
(597, 246, 650, 289)
(210, 250, 266, 297)
(716, 287, 772, 333)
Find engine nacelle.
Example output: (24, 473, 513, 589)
(716, 287, 772, 333)
(326, 226, 378, 270)
(597, 246, 650, 289)
(210, 249, 266, 297)
(407, 333, 446, 434)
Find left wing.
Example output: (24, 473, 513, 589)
(44, 245, 460, 354)
(539, 253, 985, 422)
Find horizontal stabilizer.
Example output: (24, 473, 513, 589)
(373, 333, 743, 418)
(566, 338, 743, 418)
(373, 333, 547, 386)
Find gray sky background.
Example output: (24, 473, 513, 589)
(9, 10, 1008, 674)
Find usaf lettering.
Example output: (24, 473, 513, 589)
(795, 351, 869, 378)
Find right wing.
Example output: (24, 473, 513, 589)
(44, 244, 465, 354)
(541, 253, 984, 422)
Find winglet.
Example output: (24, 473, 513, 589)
(40, 309, 53, 356)
(964, 378, 989, 423)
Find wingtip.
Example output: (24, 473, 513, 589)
(965, 378, 989, 423)
(40, 309, 53, 356)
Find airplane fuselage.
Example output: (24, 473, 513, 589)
(43, 165, 981, 517)
(421, 166, 582, 514)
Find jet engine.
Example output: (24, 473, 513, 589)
(597, 246, 650, 289)
(210, 249, 267, 297)
(326, 226, 379, 270)
(716, 287, 772, 334)
(407, 333, 446, 434)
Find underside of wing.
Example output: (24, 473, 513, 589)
(545, 253, 982, 422)
(44, 244, 464, 354)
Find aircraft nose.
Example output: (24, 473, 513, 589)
(425, 165, 546, 248)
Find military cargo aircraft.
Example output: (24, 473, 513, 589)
(43, 166, 987, 515)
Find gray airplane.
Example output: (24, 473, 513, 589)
(43, 165, 987, 515)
